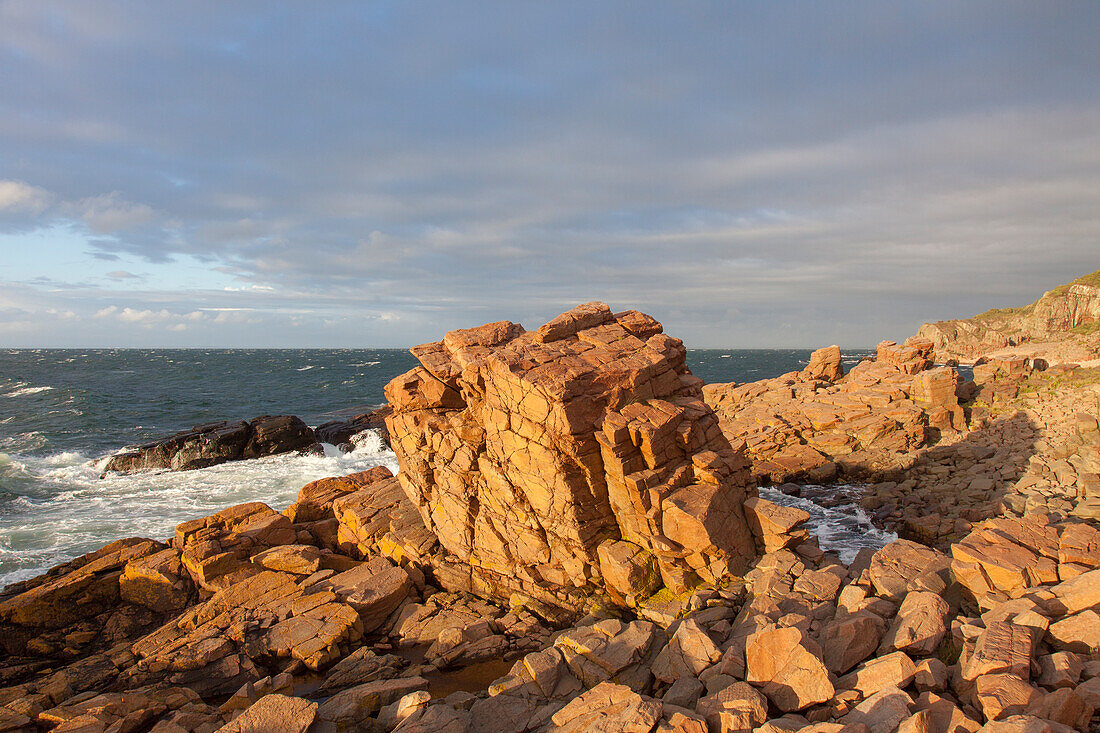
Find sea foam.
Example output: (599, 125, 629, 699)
(0, 439, 398, 588)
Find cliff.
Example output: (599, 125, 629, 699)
(917, 269, 1100, 364)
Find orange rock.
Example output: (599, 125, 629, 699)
(802, 345, 844, 382)
(284, 466, 392, 522)
(120, 547, 194, 613)
(384, 304, 756, 610)
(975, 673, 1042, 721)
(743, 497, 810, 553)
(0, 538, 163, 629)
(745, 625, 834, 711)
(549, 681, 662, 733)
(216, 693, 317, 733)
(962, 621, 1034, 682)
(837, 651, 918, 695)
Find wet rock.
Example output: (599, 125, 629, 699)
(105, 415, 318, 474)
(315, 405, 392, 447)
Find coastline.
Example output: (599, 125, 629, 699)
(0, 302, 1096, 732)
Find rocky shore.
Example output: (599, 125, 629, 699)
(917, 269, 1100, 366)
(0, 302, 1098, 733)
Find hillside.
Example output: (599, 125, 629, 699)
(917, 268, 1100, 363)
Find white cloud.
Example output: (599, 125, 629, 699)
(0, 180, 52, 214)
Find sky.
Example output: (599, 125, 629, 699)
(1, 2, 1098, 348)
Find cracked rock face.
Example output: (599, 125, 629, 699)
(384, 302, 756, 610)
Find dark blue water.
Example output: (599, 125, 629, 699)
(0, 347, 865, 585)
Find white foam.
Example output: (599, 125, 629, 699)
(296, 365, 316, 371)
(758, 485, 897, 565)
(4, 386, 53, 397)
(0, 440, 399, 587)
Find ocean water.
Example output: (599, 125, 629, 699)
(0, 348, 871, 586)
(758, 485, 897, 565)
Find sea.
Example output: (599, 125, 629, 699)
(0, 348, 888, 586)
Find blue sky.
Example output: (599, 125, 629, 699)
(1, 1, 1097, 347)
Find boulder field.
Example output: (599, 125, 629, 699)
(703, 338, 1100, 549)
(0, 303, 1096, 733)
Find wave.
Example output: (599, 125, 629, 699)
(0, 439, 399, 587)
(758, 485, 896, 565)
(296, 365, 316, 371)
(4, 386, 53, 398)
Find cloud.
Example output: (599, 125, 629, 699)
(69, 192, 157, 234)
(0, 180, 52, 214)
(105, 270, 140, 280)
(0, 3, 1097, 346)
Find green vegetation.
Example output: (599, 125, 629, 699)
(1045, 268, 1100, 298)
(974, 305, 1031, 323)
(1068, 320, 1100, 336)
(970, 268, 1099, 324)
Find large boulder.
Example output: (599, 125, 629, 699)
(104, 415, 319, 474)
(745, 625, 834, 712)
(384, 303, 757, 611)
(802, 345, 844, 382)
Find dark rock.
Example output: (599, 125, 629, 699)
(104, 415, 318, 474)
(314, 405, 393, 448)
